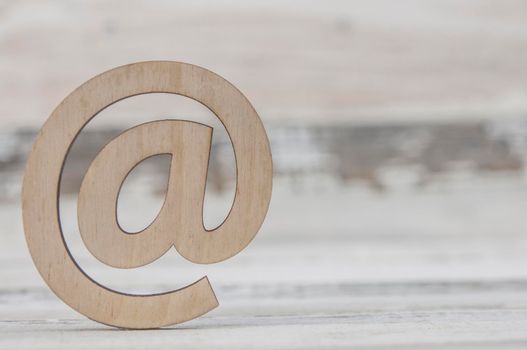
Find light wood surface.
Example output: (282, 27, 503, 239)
(7, 157, 527, 348)
(6, 184, 527, 349)
(21, 61, 272, 329)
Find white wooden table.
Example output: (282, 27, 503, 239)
(2, 179, 527, 349)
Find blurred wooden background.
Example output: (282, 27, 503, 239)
(2, 1, 527, 348)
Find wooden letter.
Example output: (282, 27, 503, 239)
(22, 61, 272, 329)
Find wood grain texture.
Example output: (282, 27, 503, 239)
(21, 61, 272, 329)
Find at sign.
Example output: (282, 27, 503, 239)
(22, 61, 272, 329)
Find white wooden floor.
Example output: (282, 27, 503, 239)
(2, 178, 527, 349)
